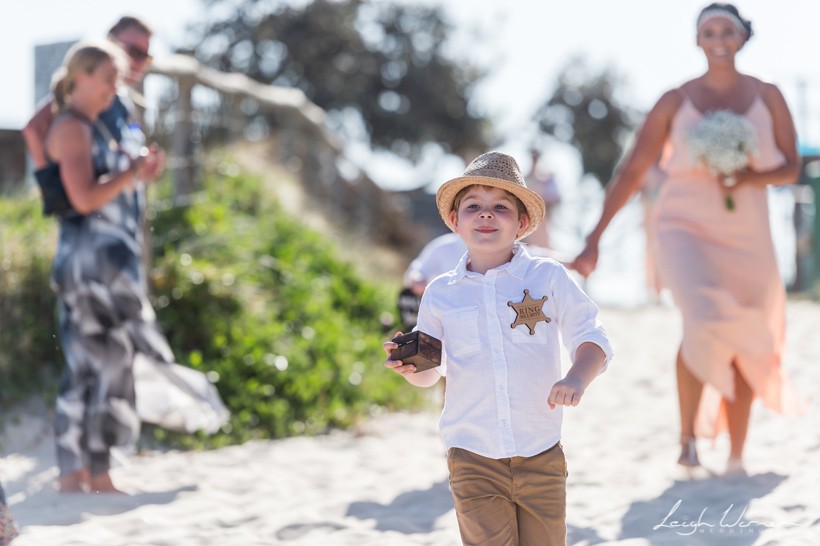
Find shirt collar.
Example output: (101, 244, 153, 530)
(448, 244, 531, 284)
(507, 244, 531, 279)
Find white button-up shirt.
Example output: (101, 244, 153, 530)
(416, 245, 613, 459)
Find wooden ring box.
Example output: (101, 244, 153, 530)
(390, 330, 442, 373)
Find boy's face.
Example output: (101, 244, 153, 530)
(449, 186, 530, 253)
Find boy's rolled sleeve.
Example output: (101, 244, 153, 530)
(553, 266, 613, 372)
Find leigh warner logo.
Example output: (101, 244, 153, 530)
(653, 499, 799, 536)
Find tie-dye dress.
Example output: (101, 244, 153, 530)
(50, 108, 175, 478)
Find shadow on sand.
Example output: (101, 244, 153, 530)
(618, 471, 789, 545)
(12, 485, 198, 526)
(345, 479, 454, 533)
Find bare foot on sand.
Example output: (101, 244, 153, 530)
(724, 457, 747, 477)
(58, 469, 90, 493)
(89, 472, 126, 494)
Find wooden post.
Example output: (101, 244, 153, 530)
(791, 184, 815, 292)
(145, 53, 420, 251)
(172, 75, 196, 199)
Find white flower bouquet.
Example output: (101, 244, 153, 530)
(688, 109, 758, 210)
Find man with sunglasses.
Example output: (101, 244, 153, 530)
(23, 15, 160, 170)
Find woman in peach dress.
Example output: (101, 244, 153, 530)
(570, 3, 803, 474)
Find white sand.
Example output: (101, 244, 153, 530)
(2, 301, 819, 545)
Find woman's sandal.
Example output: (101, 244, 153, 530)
(677, 436, 700, 467)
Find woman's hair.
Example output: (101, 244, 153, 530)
(107, 15, 154, 40)
(697, 3, 754, 42)
(452, 184, 528, 219)
(51, 41, 121, 112)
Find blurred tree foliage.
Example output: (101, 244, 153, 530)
(533, 57, 636, 186)
(186, 0, 491, 159)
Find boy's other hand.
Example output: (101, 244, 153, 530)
(547, 377, 586, 409)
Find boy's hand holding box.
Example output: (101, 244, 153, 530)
(390, 331, 442, 373)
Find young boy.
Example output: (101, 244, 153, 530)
(384, 151, 613, 546)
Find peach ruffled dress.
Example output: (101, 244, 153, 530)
(653, 89, 804, 438)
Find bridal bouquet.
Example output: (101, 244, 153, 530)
(688, 109, 758, 211)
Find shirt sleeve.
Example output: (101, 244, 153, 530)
(552, 265, 614, 372)
(403, 256, 425, 287)
(414, 282, 447, 376)
(403, 238, 443, 286)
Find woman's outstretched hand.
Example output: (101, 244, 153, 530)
(567, 242, 599, 279)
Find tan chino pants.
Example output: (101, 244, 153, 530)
(447, 443, 567, 546)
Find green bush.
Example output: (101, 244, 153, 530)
(1, 162, 428, 445)
(0, 196, 62, 404)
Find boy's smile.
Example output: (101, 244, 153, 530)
(474, 225, 498, 234)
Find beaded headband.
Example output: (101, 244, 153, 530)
(697, 8, 746, 34)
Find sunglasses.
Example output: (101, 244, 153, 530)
(121, 43, 153, 63)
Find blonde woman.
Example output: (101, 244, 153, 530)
(42, 41, 163, 494)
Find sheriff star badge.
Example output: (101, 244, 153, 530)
(507, 289, 550, 335)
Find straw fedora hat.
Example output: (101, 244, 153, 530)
(436, 151, 546, 240)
